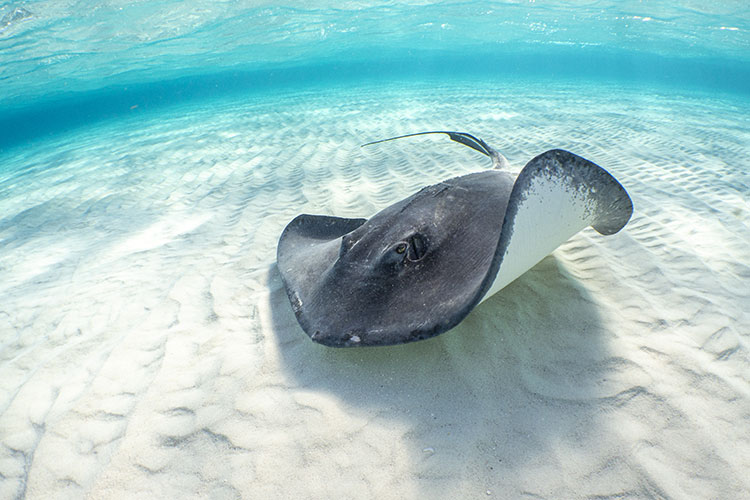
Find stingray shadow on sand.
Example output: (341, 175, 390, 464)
(266, 249, 614, 494)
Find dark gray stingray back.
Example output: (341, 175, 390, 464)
(277, 170, 516, 346)
(277, 148, 633, 347)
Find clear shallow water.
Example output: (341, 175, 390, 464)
(1, 2, 749, 499)
(1, 0, 749, 150)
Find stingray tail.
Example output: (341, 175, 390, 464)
(361, 131, 510, 170)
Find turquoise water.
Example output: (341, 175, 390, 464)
(1, 2, 750, 498)
(1, 1, 748, 151)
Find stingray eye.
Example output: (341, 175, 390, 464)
(379, 242, 409, 273)
(339, 233, 355, 257)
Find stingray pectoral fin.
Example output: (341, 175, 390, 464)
(277, 214, 367, 315)
(479, 149, 633, 302)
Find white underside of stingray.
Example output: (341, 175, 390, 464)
(277, 131, 633, 347)
(482, 169, 603, 303)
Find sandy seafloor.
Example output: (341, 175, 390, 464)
(0, 80, 748, 499)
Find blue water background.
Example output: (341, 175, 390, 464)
(0, 1, 748, 154)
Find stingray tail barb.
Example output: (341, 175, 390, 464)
(361, 131, 510, 170)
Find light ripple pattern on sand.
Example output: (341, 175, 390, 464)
(0, 81, 748, 499)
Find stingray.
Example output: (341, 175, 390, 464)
(276, 131, 633, 347)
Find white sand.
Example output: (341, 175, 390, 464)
(0, 81, 748, 499)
